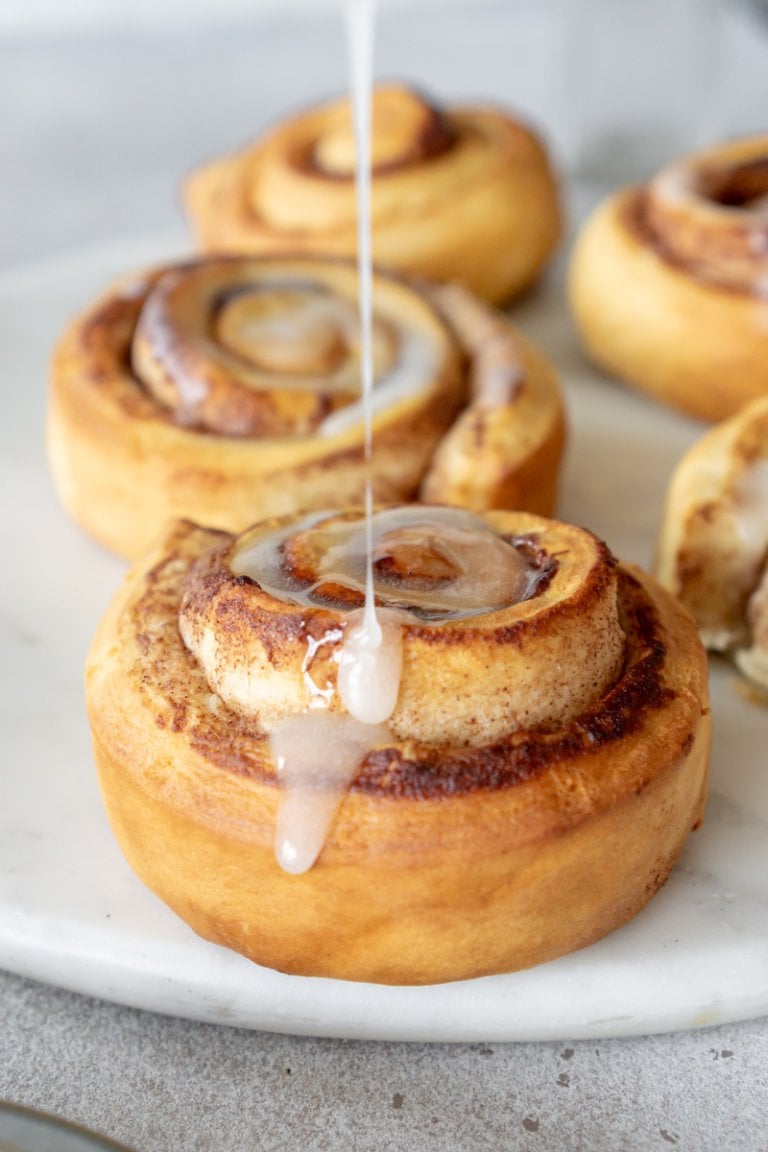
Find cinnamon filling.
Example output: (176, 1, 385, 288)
(632, 145, 768, 292)
(310, 86, 457, 178)
(698, 157, 768, 210)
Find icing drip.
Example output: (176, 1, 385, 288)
(271, 712, 390, 873)
(337, 606, 404, 725)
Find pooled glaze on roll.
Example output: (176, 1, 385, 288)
(182, 505, 626, 870)
(180, 507, 625, 748)
(239, 507, 539, 859)
(232, 506, 536, 620)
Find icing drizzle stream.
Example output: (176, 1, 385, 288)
(343, 0, 391, 727)
(269, 0, 403, 874)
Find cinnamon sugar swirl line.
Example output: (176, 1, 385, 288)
(569, 135, 768, 421)
(184, 84, 562, 305)
(86, 506, 710, 985)
(47, 254, 565, 560)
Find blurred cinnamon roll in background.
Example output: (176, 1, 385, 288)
(86, 505, 710, 984)
(184, 85, 562, 305)
(569, 135, 768, 421)
(47, 254, 565, 559)
(656, 395, 768, 693)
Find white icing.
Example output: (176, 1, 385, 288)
(318, 328, 439, 436)
(337, 606, 403, 724)
(271, 712, 390, 874)
(234, 505, 534, 621)
(219, 292, 357, 383)
(318, 0, 439, 439)
(268, 0, 396, 873)
(301, 626, 343, 705)
(476, 355, 523, 409)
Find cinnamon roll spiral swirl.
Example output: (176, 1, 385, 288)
(569, 135, 768, 421)
(184, 85, 562, 305)
(86, 506, 710, 984)
(47, 254, 565, 559)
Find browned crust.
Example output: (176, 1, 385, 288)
(136, 527, 671, 796)
(91, 519, 708, 804)
(86, 517, 710, 983)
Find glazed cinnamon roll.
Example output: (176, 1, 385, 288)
(47, 254, 565, 559)
(569, 135, 768, 421)
(184, 85, 562, 304)
(86, 505, 710, 985)
(656, 395, 768, 692)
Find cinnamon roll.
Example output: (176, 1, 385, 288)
(86, 505, 710, 985)
(568, 135, 768, 421)
(184, 85, 562, 305)
(47, 254, 565, 559)
(656, 394, 768, 692)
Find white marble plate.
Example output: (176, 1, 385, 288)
(1, 236, 767, 1044)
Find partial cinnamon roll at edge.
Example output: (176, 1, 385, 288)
(656, 394, 768, 693)
(568, 135, 768, 421)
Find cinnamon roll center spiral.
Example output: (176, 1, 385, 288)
(130, 257, 455, 438)
(644, 141, 768, 290)
(180, 507, 625, 748)
(212, 284, 393, 379)
(312, 85, 456, 177)
(233, 506, 539, 619)
(701, 156, 768, 211)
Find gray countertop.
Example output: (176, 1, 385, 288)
(2, 5, 768, 1149)
(1, 967, 767, 1151)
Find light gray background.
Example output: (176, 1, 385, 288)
(2, 2, 768, 1149)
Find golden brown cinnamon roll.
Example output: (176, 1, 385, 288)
(86, 506, 710, 985)
(568, 135, 768, 421)
(656, 395, 768, 691)
(47, 254, 565, 559)
(184, 85, 562, 304)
